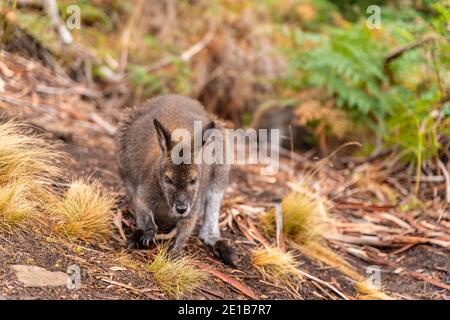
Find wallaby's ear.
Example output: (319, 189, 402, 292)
(202, 121, 215, 147)
(153, 119, 171, 154)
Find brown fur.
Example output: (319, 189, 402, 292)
(116, 95, 237, 266)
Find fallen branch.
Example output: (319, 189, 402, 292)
(328, 233, 450, 249)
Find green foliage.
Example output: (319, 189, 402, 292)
(128, 65, 164, 97)
(260, 0, 339, 31)
(59, 1, 113, 30)
(385, 89, 446, 162)
(281, 1, 448, 166)
(289, 24, 388, 121)
(128, 59, 193, 99)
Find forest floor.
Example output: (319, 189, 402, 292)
(0, 50, 448, 300)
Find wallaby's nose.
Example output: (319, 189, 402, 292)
(175, 204, 188, 214)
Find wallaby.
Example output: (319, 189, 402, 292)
(115, 94, 237, 266)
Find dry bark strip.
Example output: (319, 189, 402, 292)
(329, 232, 450, 250)
(196, 263, 258, 299)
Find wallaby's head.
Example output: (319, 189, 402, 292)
(153, 118, 214, 217)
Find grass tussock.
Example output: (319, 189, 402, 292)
(0, 121, 64, 232)
(0, 120, 63, 186)
(252, 247, 300, 284)
(147, 243, 207, 299)
(261, 184, 329, 244)
(0, 181, 36, 232)
(260, 181, 393, 299)
(50, 179, 115, 242)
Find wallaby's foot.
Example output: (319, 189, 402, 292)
(170, 245, 184, 259)
(127, 228, 156, 249)
(213, 239, 238, 267)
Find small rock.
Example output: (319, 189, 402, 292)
(10, 265, 69, 288)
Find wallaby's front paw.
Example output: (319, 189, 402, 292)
(127, 228, 156, 249)
(213, 239, 238, 267)
(171, 245, 183, 259)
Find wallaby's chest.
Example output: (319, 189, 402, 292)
(152, 201, 178, 232)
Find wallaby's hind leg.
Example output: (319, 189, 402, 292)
(199, 164, 237, 266)
(127, 185, 158, 249)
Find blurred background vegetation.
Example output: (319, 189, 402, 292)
(1, 0, 448, 189)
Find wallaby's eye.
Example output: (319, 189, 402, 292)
(190, 177, 197, 185)
(164, 175, 174, 185)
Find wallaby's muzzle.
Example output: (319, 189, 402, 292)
(175, 202, 189, 215)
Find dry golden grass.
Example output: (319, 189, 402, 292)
(0, 180, 36, 233)
(0, 120, 63, 186)
(261, 184, 329, 244)
(0, 121, 64, 232)
(259, 180, 393, 299)
(50, 179, 115, 242)
(252, 247, 300, 284)
(356, 281, 393, 300)
(113, 250, 144, 271)
(147, 243, 207, 299)
(290, 241, 363, 281)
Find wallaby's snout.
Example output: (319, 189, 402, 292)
(159, 163, 199, 217)
(175, 202, 188, 215)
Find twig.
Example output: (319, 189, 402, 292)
(274, 200, 285, 251)
(295, 268, 350, 300)
(334, 201, 397, 212)
(311, 281, 338, 300)
(35, 85, 101, 98)
(384, 36, 435, 65)
(328, 233, 450, 249)
(42, 0, 73, 45)
(410, 175, 445, 182)
(388, 244, 416, 256)
(437, 159, 450, 204)
(145, 30, 214, 73)
(0, 95, 57, 114)
(113, 210, 127, 243)
(377, 212, 414, 231)
(100, 278, 153, 295)
(121, 29, 214, 83)
(89, 113, 117, 137)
